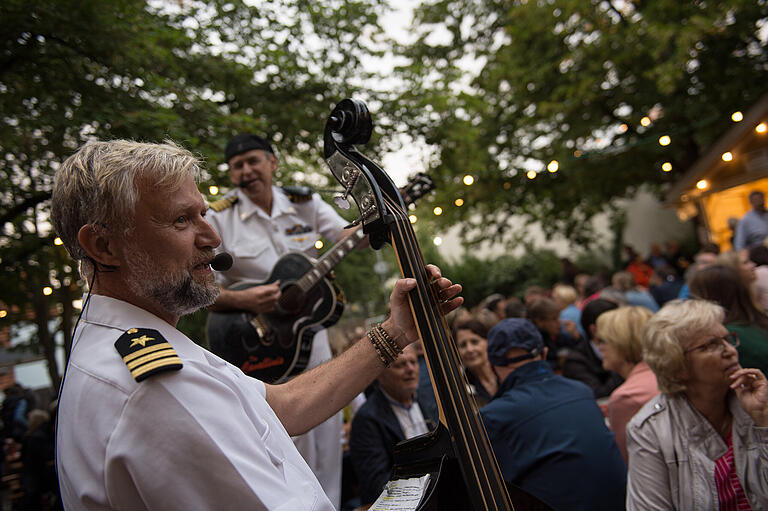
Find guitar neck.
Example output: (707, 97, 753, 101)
(295, 228, 366, 292)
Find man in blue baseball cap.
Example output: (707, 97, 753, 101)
(480, 318, 627, 511)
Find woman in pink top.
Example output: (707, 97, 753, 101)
(595, 306, 659, 462)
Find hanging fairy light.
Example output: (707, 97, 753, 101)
(54, 237, 63, 246)
(463, 175, 475, 186)
(526, 170, 537, 179)
(43, 287, 53, 296)
(547, 160, 559, 173)
(433, 236, 443, 246)
(731, 111, 743, 122)
(454, 198, 464, 207)
(433, 207, 443, 216)
(209, 185, 219, 195)
(722, 152, 733, 162)
(409, 215, 417, 224)
(315, 240, 324, 249)
(756, 123, 767, 134)
(696, 180, 709, 190)
(640, 116, 651, 127)
(659, 135, 671, 146)
(662, 162, 672, 172)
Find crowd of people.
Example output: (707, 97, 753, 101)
(341, 235, 768, 510)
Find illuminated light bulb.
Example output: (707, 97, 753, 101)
(731, 111, 743, 122)
(454, 198, 464, 207)
(722, 152, 733, 162)
(662, 162, 672, 172)
(0, 310, 7, 319)
(463, 175, 474, 186)
(756, 123, 768, 134)
(640, 116, 651, 127)
(573, 150, 582, 158)
(433, 236, 443, 246)
(696, 180, 709, 190)
(54, 237, 63, 246)
(503, 182, 511, 189)
(619, 124, 628, 133)
(209, 185, 219, 195)
(526, 170, 537, 180)
(43, 287, 53, 296)
(433, 207, 443, 216)
(547, 160, 559, 173)
(409, 215, 417, 224)
(659, 135, 671, 146)
(314, 240, 324, 249)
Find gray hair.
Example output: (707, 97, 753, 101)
(642, 299, 724, 395)
(51, 140, 201, 277)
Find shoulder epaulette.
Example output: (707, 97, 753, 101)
(209, 195, 238, 212)
(115, 328, 182, 382)
(282, 185, 314, 203)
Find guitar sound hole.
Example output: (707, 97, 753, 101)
(278, 284, 305, 315)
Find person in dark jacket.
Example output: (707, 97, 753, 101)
(349, 345, 438, 505)
(561, 298, 624, 398)
(480, 318, 627, 511)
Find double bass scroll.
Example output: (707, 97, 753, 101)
(323, 99, 552, 511)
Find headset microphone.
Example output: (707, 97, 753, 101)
(211, 252, 234, 271)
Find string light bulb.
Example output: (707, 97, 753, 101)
(409, 215, 417, 224)
(640, 117, 651, 127)
(662, 162, 672, 172)
(722, 152, 733, 162)
(659, 135, 671, 146)
(54, 237, 63, 246)
(526, 170, 537, 179)
(454, 198, 464, 207)
(209, 185, 219, 195)
(433, 207, 443, 216)
(315, 240, 324, 249)
(731, 111, 743, 122)
(433, 236, 443, 246)
(757, 123, 767, 134)
(43, 287, 53, 296)
(696, 180, 709, 190)
(547, 160, 559, 173)
(463, 175, 474, 186)
(0, 310, 6, 319)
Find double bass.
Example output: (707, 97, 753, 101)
(323, 99, 551, 510)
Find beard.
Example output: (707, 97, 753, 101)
(125, 248, 220, 318)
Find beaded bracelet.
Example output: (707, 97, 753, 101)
(367, 324, 403, 367)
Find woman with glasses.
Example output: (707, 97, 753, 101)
(594, 306, 658, 462)
(626, 299, 768, 510)
(690, 264, 768, 374)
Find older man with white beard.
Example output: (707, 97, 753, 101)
(50, 139, 463, 511)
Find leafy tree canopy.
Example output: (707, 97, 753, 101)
(389, 0, 768, 246)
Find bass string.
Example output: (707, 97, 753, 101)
(384, 196, 513, 510)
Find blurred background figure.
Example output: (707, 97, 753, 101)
(454, 319, 498, 407)
(748, 244, 768, 310)
(528, 298, 580, 371)
(649, 265, 683, 308)
(689, 265, 768, 374)
(594, 306, 658, 462)
(552, 284, 585, 339)
(611, 271, 659, 312)
(678, 243, 720, 300)
(733, 190, 768, 250)
(561, 298, 623, 399)
(627, 299, 768, 510)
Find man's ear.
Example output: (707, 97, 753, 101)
(77, 224, 122, 268)
(539, 347, 549, 361)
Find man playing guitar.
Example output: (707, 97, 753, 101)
(207, 133, 360, 510)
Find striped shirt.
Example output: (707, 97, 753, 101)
(714, 431, 753, 511)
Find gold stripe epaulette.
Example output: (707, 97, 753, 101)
(282, 185, 313, 203)
(209, 195, 238, 212)
(115, 328, 182, 382)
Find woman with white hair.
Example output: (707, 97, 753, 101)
(626, 299, 768, 510)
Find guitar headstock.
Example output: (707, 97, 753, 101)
(323, 99, 405, 249)
(400, 173, 435, 207)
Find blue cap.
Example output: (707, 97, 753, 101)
(486, 318, 544, 366)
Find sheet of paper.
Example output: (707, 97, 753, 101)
(369, 474, 431, 511)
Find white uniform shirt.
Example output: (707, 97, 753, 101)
(57, 294, 333, 511)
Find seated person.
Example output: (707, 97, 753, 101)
(349, 345, 438, 506)
(454, 318, 498, 407)
(626, 299, 768, 510)
(527, 298, 580, 371)
(561, 299, 624, 398)
(480, 319, 627, 511)
(594, 306, 658, 462)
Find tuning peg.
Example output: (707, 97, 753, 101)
(333, 167, 361, 210)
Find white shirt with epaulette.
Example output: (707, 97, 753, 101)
(56, 294, 333, 511)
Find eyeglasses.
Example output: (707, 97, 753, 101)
(684, 332, 740, 355)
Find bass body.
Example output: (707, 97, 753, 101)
(207, 251, 344, 383)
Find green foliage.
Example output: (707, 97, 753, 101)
(0, 0, 386, 385)
(387, 0, 768, 247)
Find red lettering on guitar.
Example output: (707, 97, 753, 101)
(241, 356, 286, 372)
